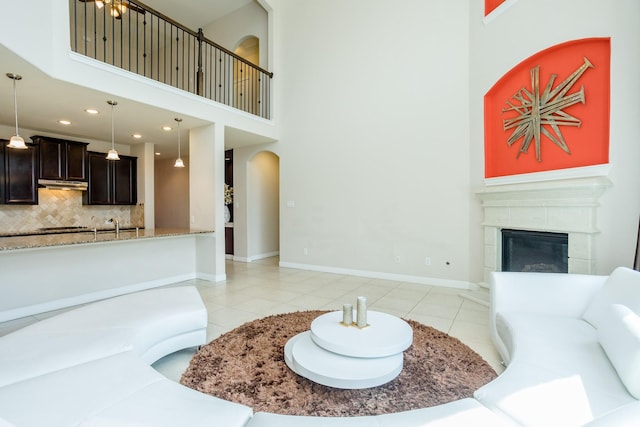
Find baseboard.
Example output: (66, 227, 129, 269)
(0, 273, 196, 323)
(234, 251, 280, 263)
(278, 261, 473, 290)
(196, 272, 226, 282)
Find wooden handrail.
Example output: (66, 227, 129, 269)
(126, 0, 273, 78)
(71, 0, 273, 119)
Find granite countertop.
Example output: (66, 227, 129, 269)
(0, 228, 214, 251)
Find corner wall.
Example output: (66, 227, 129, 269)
(469, 0, 640, 275)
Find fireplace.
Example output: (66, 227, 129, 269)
(476, 175, 611, 283)
(501, 229, 568, 273)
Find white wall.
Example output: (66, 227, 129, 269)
(469, 0, 640, 275)
(247, 151, 279, 260)
(201, 1, 269, 69)
(272, 0, 473, 286)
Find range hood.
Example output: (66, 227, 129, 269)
(38, 179, 88, 191)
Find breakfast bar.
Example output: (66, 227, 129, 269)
(0, 228, 217, 322)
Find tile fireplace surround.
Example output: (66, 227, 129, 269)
(476, 175, 611, 284)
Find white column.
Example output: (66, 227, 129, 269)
(132, 142, 155, 230)
(189, 123, 226, 281)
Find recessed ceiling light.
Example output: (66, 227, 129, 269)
(85, 108, 99, 114)
(58, 120, 72, 125)
(132, 134, 142, 139)
(162, 126, 172, 131)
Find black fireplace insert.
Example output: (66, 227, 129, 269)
(501, 229, 568, 273)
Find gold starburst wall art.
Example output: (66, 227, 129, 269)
(502, 57, 593, 162)
(483, 38, 610, 179)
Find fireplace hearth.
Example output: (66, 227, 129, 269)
(502, 229, 568, 273)
(476, 175, 611, 282)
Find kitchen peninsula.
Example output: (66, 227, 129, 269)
(0, 228, 217, 322)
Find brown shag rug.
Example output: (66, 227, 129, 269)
(180, 310, 497, 417)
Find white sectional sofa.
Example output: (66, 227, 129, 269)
(0, 286, 253, 427)
(0, 267, 639, 426)
(475, 266, 640, 427)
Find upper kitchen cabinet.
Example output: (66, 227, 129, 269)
(33, 135, 88, 181)
(0, 141, 38, 205)
(84, 151, 137, 205)
(113, 155, 137, 205)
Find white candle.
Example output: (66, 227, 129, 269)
(342, 303, 353, 325)
(356, 296, 367, 328)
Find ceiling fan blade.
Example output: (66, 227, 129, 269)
(76, 0, 146, 16)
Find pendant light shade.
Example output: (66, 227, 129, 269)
(106, 100, 120, 160)
(6, 73, 27, 150)
(174, 118, 185, 168)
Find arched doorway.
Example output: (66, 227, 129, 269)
(233, 36, 261, 115)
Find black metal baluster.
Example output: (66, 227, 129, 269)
(69, 0, 272, 118)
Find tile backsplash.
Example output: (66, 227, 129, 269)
(0, 189, 144, 234)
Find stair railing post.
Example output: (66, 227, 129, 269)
(197, 28, 204, 96)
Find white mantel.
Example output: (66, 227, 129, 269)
(476, 175, 611, 283)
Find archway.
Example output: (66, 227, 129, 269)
(233, 36, 261, 115)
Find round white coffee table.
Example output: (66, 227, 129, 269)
(311, 310, 413, 358)
(284, 311, 413, 389)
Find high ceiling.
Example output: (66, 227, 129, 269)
(0, 0, 261, 159)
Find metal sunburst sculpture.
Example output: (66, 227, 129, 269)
(502, 57, 594, 162)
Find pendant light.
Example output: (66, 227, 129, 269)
(174, 118, 185, 168)
(106, 100, 120, 160)
(6, 73, 27, 149)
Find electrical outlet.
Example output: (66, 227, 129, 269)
(303, 248, 308, 255)
(395, 255, 401, 263)
(425, 257, 431, 266)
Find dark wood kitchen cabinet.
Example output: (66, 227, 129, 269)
(84, 151, 137, 205)
(33, 135, 88, 181)
(113, 155, 137, 205)
(0, 141, 38, 204)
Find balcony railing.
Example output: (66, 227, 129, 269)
(69, 0, 273, 119)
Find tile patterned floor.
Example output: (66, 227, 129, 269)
(0, 257, 504, 382)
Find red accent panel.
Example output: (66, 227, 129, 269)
(484, 38, 610, 178)
(485, 0, 506, 16)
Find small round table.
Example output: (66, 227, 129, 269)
(284, 311, 413, 389)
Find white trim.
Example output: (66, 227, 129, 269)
(482, 0, 519, 25)
(0, 274, 195, 323)
(484, 164, 611, 186)
(476, 176, 612, 281)
(279, 261, 472, 290)
(196, 272, 225, 282)
(233, 251, 280, 263)
(248, 251, 280, 262)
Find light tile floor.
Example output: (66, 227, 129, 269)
(0, 257, 504, 382)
